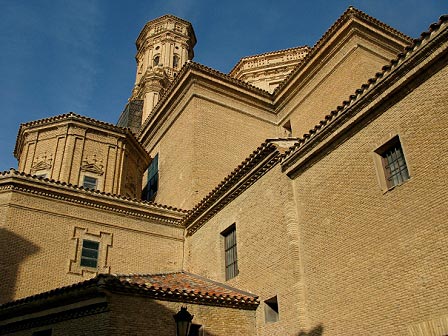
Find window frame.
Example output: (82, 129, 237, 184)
(373, 135, 410, 192)
(80, 239, 100, 269)
(82, 175, 98, 190)
(221, 224, 239, 281)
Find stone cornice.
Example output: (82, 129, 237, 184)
(138, 61, 276, 145)
(136, 14, 197, 51)
(282, 14, 448, 177)
(0, 169, 187, 225)
(229, 45, 310, 77)
(14, 112, 148, 161)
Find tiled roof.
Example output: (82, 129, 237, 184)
(137, 60, 273, 139)
(116, 272, 258, 306)
(0, 272, 259, 311)
(282, 14, 448, 169)
(14, 112, 142, 158)
(0, 168, 188, 215)
(273, 6, 413, 95)
(183, 139, 299, 234)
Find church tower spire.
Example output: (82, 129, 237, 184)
(130, 15, 196, 123)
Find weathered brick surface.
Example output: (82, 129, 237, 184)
(0, 190, 184, 303)
(290, 62, 448, 335)
(109, 294, 256, 336)
(185, 167, 306, 336)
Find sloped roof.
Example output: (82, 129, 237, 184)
(273, 6, 413, 95)
(14, 112, 144, 159)
(0, 272, 259, 312)
(281, 13, 448, 172)
(116, 272, 258, 306)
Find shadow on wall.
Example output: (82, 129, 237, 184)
(0, 227, 39, 304)
(297, 324, 324, 336)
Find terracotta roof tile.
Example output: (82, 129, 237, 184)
(282, 13, 448, 164)
(0, 272, 259, 311)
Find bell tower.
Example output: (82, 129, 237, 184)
(130, 15, 196, 124)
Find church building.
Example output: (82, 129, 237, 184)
(0, 7, 447, 336)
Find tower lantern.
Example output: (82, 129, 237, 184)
(130, 15, 196, 123)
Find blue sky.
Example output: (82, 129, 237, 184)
(1, 0, 447, 171)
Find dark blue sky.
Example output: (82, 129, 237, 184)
(1, 0, 447, 171)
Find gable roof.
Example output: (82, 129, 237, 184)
(273, 6, 413, 96)
(0, 272, 259, 313)
(281, 13, 448, 175)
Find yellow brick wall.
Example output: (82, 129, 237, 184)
(0, 190, 184, 303)
(109, 294, 256, 336)
(185, 167, 307, 336)
(290, 62, 448, 335)
(150, 94, 276, 209)
(278, 34, 403, 138)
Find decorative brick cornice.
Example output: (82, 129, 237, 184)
(281, 14, 448, 176)
(183, 139, 298, 235)
(0, 169, 187, 225)
(14, 112, 147, 160)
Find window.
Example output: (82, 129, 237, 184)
(282, 120, 292, 137)
(264, 296, 279, 323)
(83, 176, 97, 190)
(153, 55, 160, 66)
(80, 239, 99, 268)
(375, 136, 410, 190)
(143, 154, 159, 201)
(173, 54, 180, 68)
(222, 224, 238, 280)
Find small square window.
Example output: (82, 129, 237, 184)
(265, 296, 279, 323)
(83, 176, 97, 190)
(374, 136, 410, 190)
(80, 239, 99, 268)
(221, 224, 238, 281)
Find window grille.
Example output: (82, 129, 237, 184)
(83, 176, 97, 190)
(80, 239, 99, 268)
(381, 139, 409, 188)
(222, 225, 238, 280)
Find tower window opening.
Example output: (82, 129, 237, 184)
(153, 55, 160, 66)
(173, 54, 180, 68)
(283, 120, 292, 137)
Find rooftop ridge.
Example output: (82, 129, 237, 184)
(137, 61, 273, 138)
(272, 6, 413, 95)
(281, 14, 448, 166)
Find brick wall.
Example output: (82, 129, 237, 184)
(290, 62, 448, 335)
(0, 189, 184, 303)
(109, 293, 256, 336)
(185, 167, 307, 336)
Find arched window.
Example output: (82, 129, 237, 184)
(153, 55, 160, 66)
(173, 54, 180, 68)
